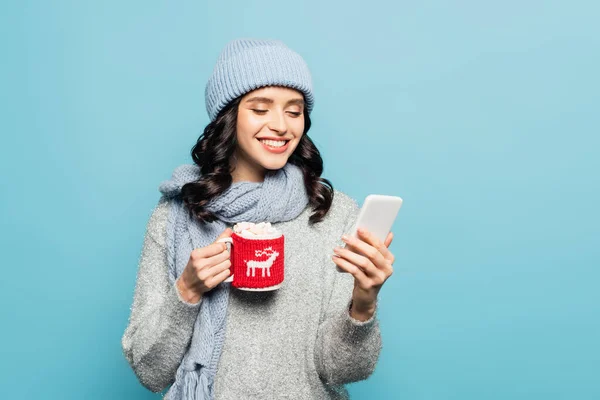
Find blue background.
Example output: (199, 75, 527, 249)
(1, 1, 599, 399)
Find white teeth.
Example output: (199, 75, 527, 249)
(259, 139, 287, 148)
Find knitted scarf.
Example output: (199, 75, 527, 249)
(157, 162, 309, 400)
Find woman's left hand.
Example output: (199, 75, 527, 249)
(332, 228, 395, 320)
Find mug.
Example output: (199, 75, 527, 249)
(217, 232, 285, 291)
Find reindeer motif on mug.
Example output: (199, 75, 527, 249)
(245, 247, 280, 278)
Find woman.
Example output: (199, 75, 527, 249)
(121, 38, 395, 400)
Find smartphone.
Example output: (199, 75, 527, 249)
(337, 194, 403, 272)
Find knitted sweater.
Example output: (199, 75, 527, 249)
(121, 190, 382, 399)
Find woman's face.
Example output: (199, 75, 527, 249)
(233, 86, 306, 182)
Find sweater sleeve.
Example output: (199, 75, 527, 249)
(315, 196, 383, 385)
(121, 199, 203, 393)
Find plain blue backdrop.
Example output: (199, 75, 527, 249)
(1, 1, 599, 399)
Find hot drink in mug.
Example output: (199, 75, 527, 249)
(217, 222, 284, 291)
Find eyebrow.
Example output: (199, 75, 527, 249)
(244, 96, 305, 107)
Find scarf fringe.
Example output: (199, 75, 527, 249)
(183, 371, 197, 398)
(176, 369, 210, 400)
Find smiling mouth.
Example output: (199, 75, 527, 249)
(257, 139, 289, 148)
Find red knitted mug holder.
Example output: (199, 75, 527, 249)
(229, 233, 284, 289)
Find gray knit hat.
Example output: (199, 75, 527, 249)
(204, 38, 314, 121)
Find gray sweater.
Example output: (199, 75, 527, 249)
(121, 190, 382, 399)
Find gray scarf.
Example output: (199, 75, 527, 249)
(158, 163, 309, 399)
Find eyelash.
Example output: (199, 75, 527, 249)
(251, 109, 302, 117)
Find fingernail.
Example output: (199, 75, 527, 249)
(341, 235, 349, 242)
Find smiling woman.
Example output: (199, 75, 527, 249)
(235, 87, 307, 179)
(121, 38, 394, 400)
(181, 83, 333, 225)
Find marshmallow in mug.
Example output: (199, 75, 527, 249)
(232, 222, 280, 238)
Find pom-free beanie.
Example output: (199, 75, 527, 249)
(204, 38, 314, 121)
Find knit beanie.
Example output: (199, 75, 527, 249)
(204, 38, 314, 121)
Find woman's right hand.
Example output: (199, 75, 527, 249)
(176, 228, 233, 303)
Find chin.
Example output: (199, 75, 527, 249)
(259, 158, 290, 171)
(252, 140, 298, 171)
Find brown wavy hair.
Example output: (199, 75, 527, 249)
(180, 95, 334, 225)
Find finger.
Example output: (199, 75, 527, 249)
(202, 247, 231, 268)
(342, 232, 387, 270)
(206, 266, 232, 288)
(214, 227, 233, 242)
(384, 232, 393, 247)
(333, 246, 380, 278)
(357, 229, 395, 265)
(356, 228, 384, 248)
(380, 232, 395, 263)
(332, 254, 369, 282)
(197, 257, 230, 281)
(191, 242, 228, 260)
(206, 258, 231, 277)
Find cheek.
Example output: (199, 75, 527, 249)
(236, 112, 263, 141)
(289, 117, 305, 135)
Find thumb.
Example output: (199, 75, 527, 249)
(214, 227, 233, 243)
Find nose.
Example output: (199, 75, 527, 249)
(267, 110, 287, 134)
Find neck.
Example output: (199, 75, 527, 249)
(230, 152, 266, 183)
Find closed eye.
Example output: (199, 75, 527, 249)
(251, 109, 302, 117)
